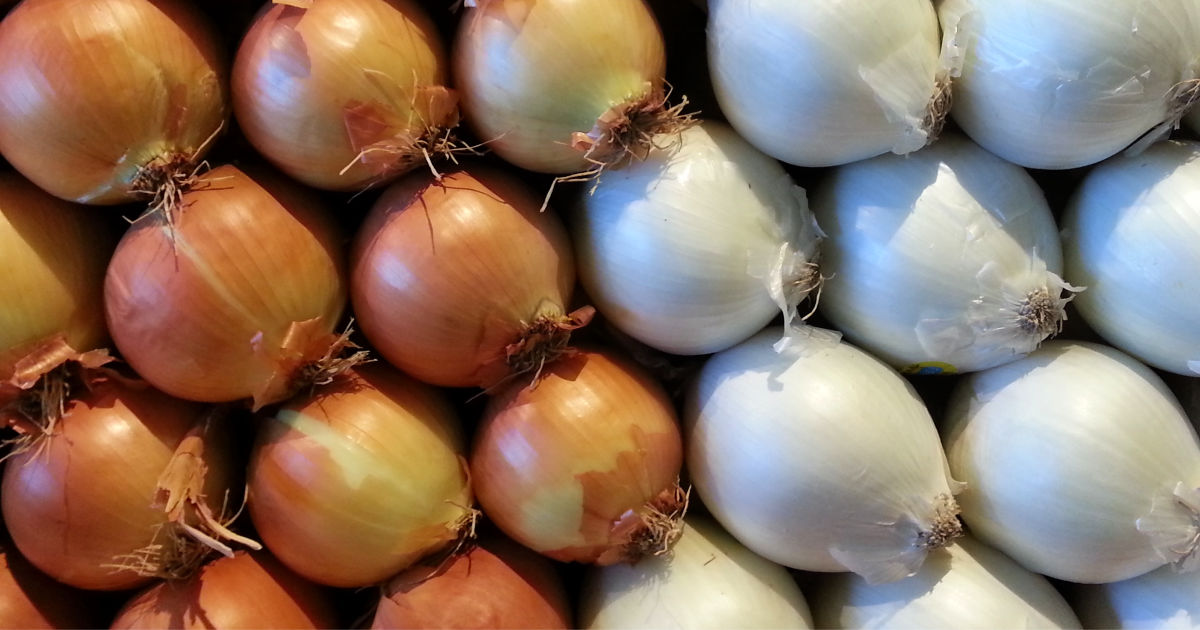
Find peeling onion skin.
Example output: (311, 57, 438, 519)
(111, 551, 340, 630)
(104, 164, 346, 405)
(472, 349, 684, 565)
(0, 0, 227, 204)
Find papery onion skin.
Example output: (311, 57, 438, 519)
(0, 379, 231, 591)
(1069, 563, 1200, 629)
(453, 0, 667, 174)
(1062, 140, 1200, 377)
(0, 543, 108, 629)
(0, 0, 227, 204)
(248, 364, 473, 588)
(111, 551, 340, 630)
(371, 536, 572, 629)
(0, 172, 114, 382)
(232, 0, 455, 191)
(351, 167, 577, 388)
(104, 164, 346, 406)
(472, 349, 684, 565)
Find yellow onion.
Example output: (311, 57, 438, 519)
(472, 349, 685, 565)
(248, 364, 474, 588)
(0, 0, 226, 205)
(111, 551, 339, 629)
(454, 0, 683, 175)
(104, 164, 346, 408)
(351, 167, 585, 388)
(233, 0, 456, 191)
(0, 543, 109, 629)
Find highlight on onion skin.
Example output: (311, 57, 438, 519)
(232, 0, 458, 191)
(103, 164, 347, 408)
(0, 0, 227, 205)
(371, 535, 572, 629)
(471, 349, 686, 565)
(110, 551, 341, 630)
(248, 363, 474, 589)
(0, 543, 111, 629)
(350, 166, 584, 389)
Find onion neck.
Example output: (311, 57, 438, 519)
(568, 83, 697, 172)
(2, 339, 112, 450)
(921, 75, 953, 145)
(597, 482, 689, 566)
(916, 493, 964, 551)
(503, 305, 595, 385)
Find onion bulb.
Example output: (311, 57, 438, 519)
(580, 515, 813, 630)
(472, 349, 685, 565)
(0, 0, 226, 205)
(0, 543, 108, 629)
(104, 165, 346, 408)
(684, 328, 964, 584)
(0, 172, 115, 414)
(1062, 140, 1200, 377)
(938, 0, 1200, 169)
(248, 364, 473, 588)
(351, 167, 586, 388)
(1070, 563, 1200, 629)
(570, 121, 822, 356)
(454, 0, 688, 175)
(810, 133, 1075, 375)
(233, 0, 458, 191)
(1, 376, 242, 591)
(810, 536, 1081, 629)
(111, 551, 339, 629)
(707, 0, 951, 167)
(371, 536, 572, 629)
(943, 340, 1200, 583)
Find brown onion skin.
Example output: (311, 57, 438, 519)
(248, 363, 473, 588)
(351, 167, 576, 388)
(111, 551, 340, 630)
(104, 164, 346, 405)
(0, 0, 227, 204)
(472, 349, 683, 564)
(0, 543, 108, 629)
(0, 379, 230, 591)
(371, 536, 572, 630)
(232, 0, 451, 191)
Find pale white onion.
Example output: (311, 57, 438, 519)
(579, 515, 813, 630)
(570, 121, 822, 356)
(938, 0, 1200, 169)
(684, 328, 963, 584)
(811, 536, 1081, 629)
(1071, 564, 1200, 629)
(708, 0, 950, 167)
(1062, 140, 1200, 377)
(810, 133, 1074, 375)
(943, 340, 1200, 583)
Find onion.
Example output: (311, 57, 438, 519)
(570, 121, 822, 356)
(579, 515, 813, 630)
(943, 340, 1200, 583)
(684, 328, 963, 584)
(351, 167, 586, 388)
(810, 536, 1081, 629)
(248, 364, 473, 588)
(1062, 140, 1200, 376)
(371, 536, 572, 629)
(1070, 564, 1200, 629)
(232, 0, 458, 191)
(111, 551, 340, 629)
(104, 164, 347, 408)
(0, 543, 107, 629)
(810, 133, 1075, 375)
(453, 0, 688, 175)
(0, 0, 227, 205)
(0, 172, 115, 414)
(938, 0, 1200, 169)
(1, 376, 243, 591)
(707, 0, 950, 167)
(472, 349, 685, 565)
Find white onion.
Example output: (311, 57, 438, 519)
(579, 515, 813, 630)
(1070, 564, 1200, 629)
(809, 133, 1075, 375)
(938, 0, 1200, 169)
(811, 536, 1081, 629)
(570, 121, 822, 356)
(684, 328, 963, 584)
(1062, 140, 1200, 377)
(707, 0, 951, 167)
(943, 340, 1200, 583)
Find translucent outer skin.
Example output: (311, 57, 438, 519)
(0, 0, 227, 204)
